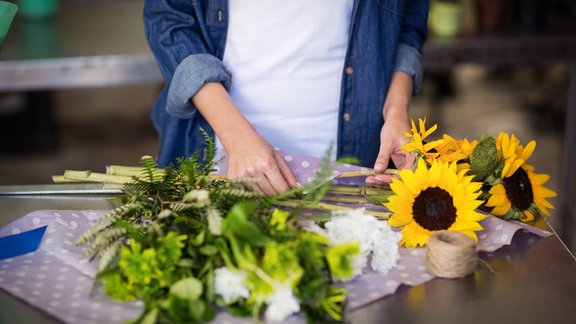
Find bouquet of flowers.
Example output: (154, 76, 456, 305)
(385, 118, 557, 248)
(74, 140, 401, 323)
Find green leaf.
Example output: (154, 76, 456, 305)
(177, 259, 194, 268)
(226, 305, 251, 317)
(222, 201, 269, 247)
(199, 245, 218, 256)
(169, 277, 203, 301)
(365, 194, 391, 205)
(191, 230, 206, 247)
(139, 307, 159, 324)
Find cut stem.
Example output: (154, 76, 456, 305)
(62, 170, 134, 184)
(337, 169, 400, 178)
(274, 200, 390, 219)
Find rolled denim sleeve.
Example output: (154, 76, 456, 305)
(144, 0, 230, 118)
(394, 43, 423, 96)
(396, 0, 429, 96)
(166, 54, 232, 119)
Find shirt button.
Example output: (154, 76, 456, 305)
(343, 113, 352, 122)
(345, 66, 353, 75)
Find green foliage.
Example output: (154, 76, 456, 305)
(326, 243, 360, 282)
(77, 137, 356, 323)
(222, 202, 270, 247)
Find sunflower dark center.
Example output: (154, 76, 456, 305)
(503, 167, 533, 211)
(412, 187, 457, 231)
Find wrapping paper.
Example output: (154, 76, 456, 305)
(0, 151, 552, 323)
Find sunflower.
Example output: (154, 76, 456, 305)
(385, 159, 486, 248)
(485, 133, 556, 222)
(402, 118, 444, 164)
(435, 135, 478, 172)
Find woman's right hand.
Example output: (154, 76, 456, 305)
(192, 82, 297, 195)
(223, 128, 298, 195)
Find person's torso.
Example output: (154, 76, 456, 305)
(152, 0, 420, 167)
(219, 0, 354, 159)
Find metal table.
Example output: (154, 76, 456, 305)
(0, 1, 574, 246)
(0, 0, 160, 90)
(1, 185, 576, 324)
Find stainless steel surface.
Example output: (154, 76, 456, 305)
(0, 0, 163, 91)
(0, 183, 123, 195)
(0, 54, 161, 91)
(1, 192, 576, 323)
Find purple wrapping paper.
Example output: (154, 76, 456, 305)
(0, 150, 552, 323)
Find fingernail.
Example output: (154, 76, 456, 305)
(372, 176, 385, 184)
(374, 163, 385, 172)
(365, 178, 376, 184)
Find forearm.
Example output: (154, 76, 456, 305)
(191, 82, 257, 150)
(192, 82, 297, 193)
(383, 71, 414, 121)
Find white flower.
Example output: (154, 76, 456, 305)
(370, 222, 402, 274)
(183, 189, 210, 204)
(265, 283, 300, 322)
(214, 267, 250, 304)
(325, 208, 377, 253)
(324, 208, 401, 276)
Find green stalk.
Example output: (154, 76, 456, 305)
(321, 195, 371, 204)
(274, 200, 390, 219)
(52, 175, 78, 183)
(62, 170, 134, 184)
(327, 185, 392, 196)
(337, 168, 400, 178)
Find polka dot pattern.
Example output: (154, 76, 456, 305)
(0, 210, 142, 323)
(0, 180, 553, 323)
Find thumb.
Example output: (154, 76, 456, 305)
(366, 143, 394, 185)
(373, 142, 393, 174)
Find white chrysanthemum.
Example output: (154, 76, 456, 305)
(265, 283, 300, 322)
(324, 208, 401, 276)
(370, 222, 402, 274)
(325, 208, 378, 253)
(214, 267, 250, 304)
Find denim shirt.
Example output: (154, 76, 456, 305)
(144, 0, 428, 168)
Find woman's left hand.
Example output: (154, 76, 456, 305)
(366, 114, 414, 185)
(366, 71, 415, 185)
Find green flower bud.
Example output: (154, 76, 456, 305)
(470, 135, 498, 182)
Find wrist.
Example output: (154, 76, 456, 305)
(383, 103, 409, 122)
(218, 122, 260, 152)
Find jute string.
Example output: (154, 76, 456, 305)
(425, 231, 478, 279)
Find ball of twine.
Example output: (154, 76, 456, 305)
(425, 231, 478, 279)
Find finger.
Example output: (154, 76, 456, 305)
(274, 152, 299, 188)
(257, 176, 278, 196)
(366, 174, 394, 185)
(240, 166, 274, 196)
(228, 167, 261, 194)
(264, 165, 291, 194)
(391, 150, 415, 170)
(372, 143, 393, 175)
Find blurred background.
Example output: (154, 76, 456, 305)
(0, 0, 575, 250)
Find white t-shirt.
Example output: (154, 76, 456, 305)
(219, 0, 354, 159)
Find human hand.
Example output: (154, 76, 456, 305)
(224, 130, 298, 195)
(365, 113, 414, 185)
